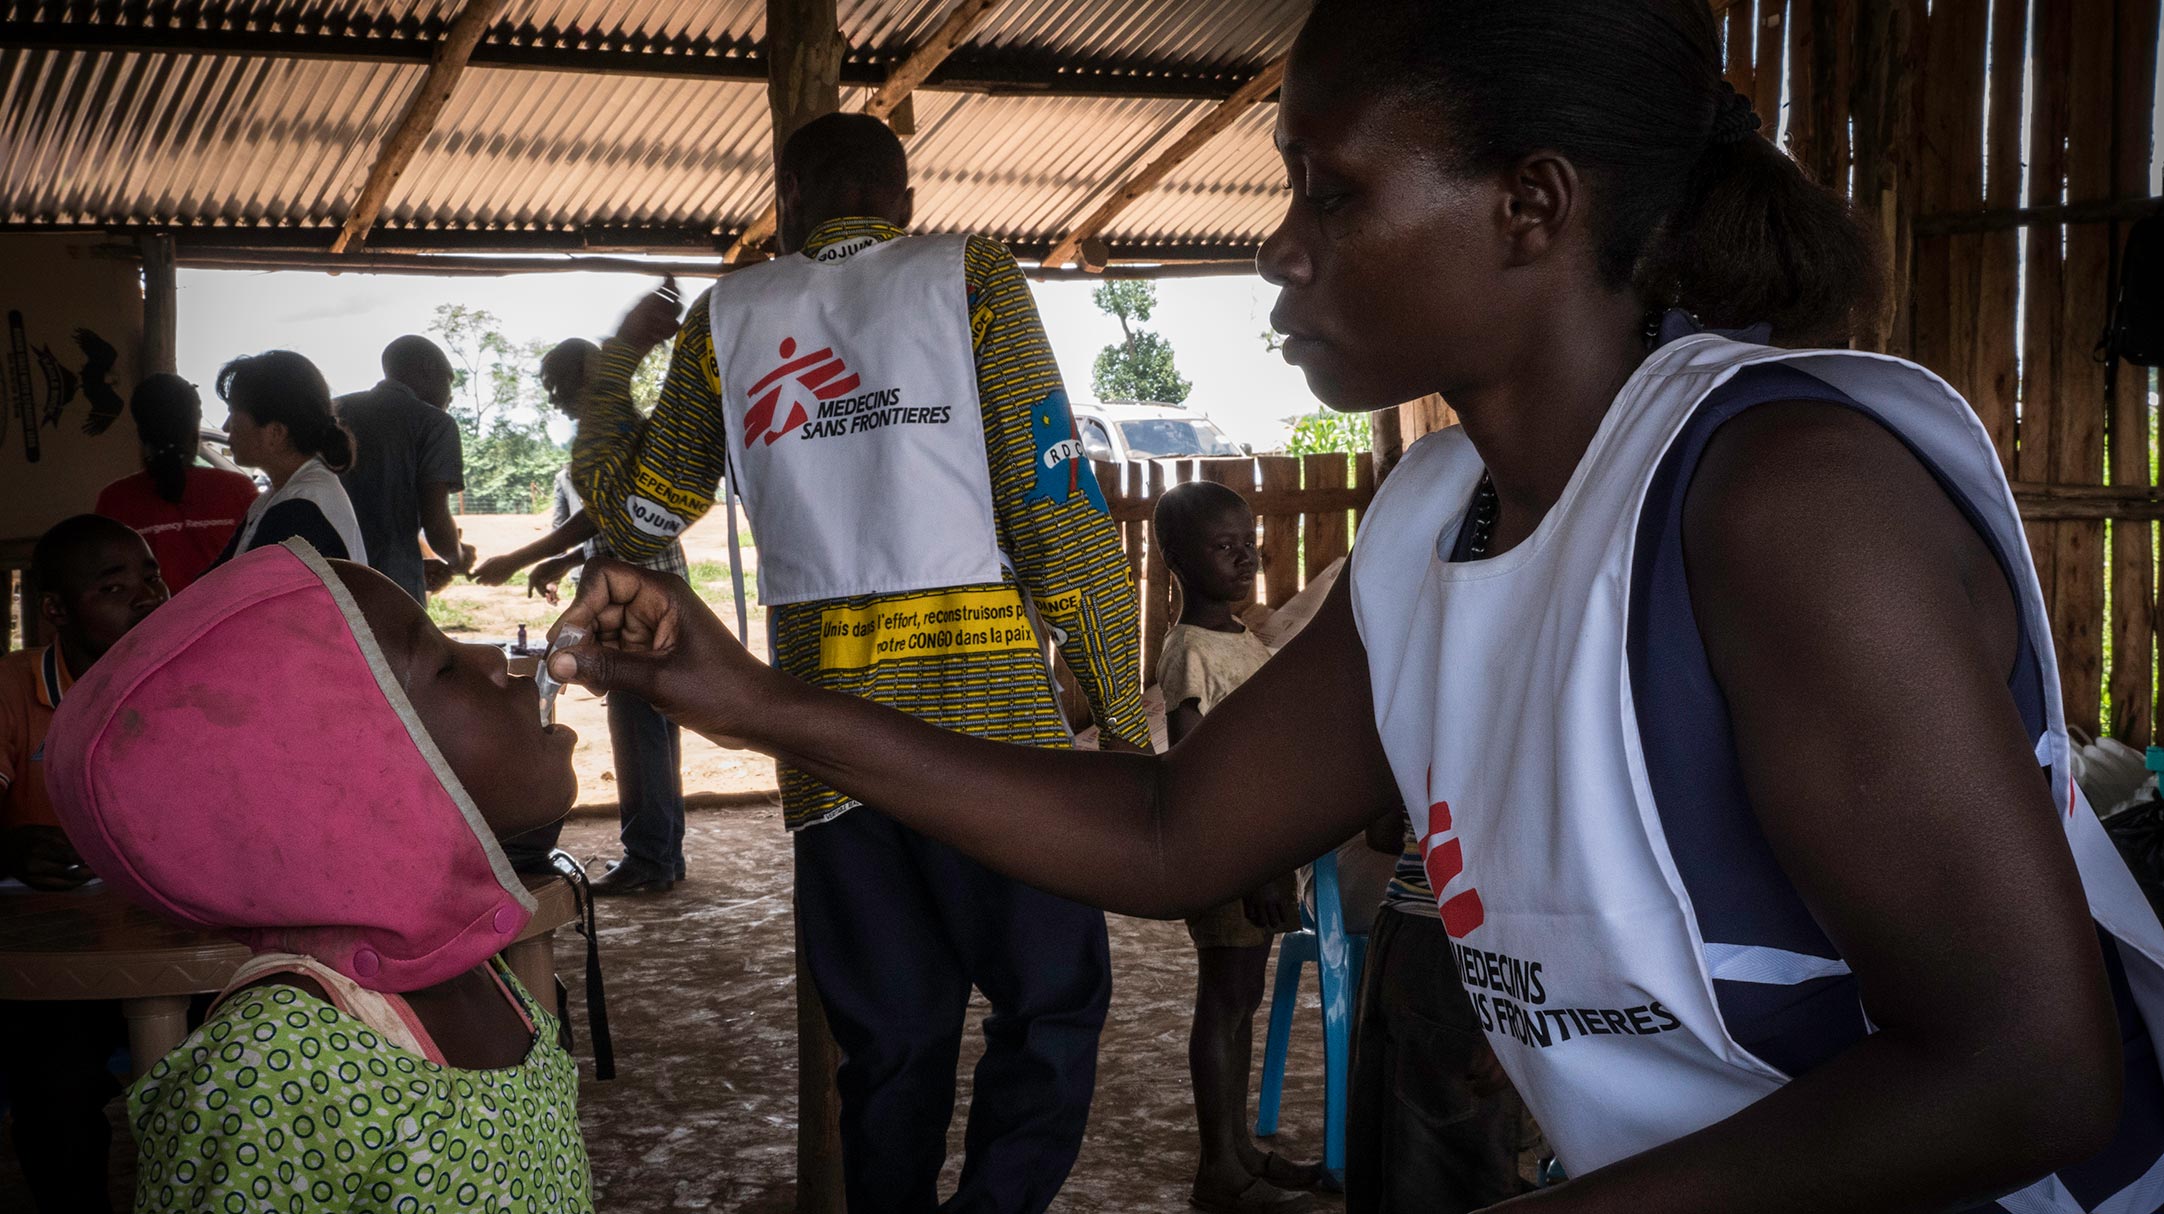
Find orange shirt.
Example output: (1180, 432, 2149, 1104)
(0, 644, 73, 830)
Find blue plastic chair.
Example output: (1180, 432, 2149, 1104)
(1254, 849, 1368, 1185)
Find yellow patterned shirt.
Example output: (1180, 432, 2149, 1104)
(574, 217, 1148, 828)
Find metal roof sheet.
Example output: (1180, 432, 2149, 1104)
(0, 0, 1303, 257)
(1, 48, 419, 228)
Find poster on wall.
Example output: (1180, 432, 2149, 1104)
(0, 235, 145, 543)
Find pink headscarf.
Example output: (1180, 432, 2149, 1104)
(44, 541, 535, 992)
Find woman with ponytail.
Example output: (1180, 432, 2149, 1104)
(210, 351, 367, 566)
(92, 373, 260, 591)
(553, 3, 2164, 1209)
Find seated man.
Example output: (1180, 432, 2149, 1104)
(0, 514, 170, 1213)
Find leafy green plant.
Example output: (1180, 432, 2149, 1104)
(1284, 410, 1372, 456)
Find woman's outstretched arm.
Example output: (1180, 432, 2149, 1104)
(550, 562, 1402, 917)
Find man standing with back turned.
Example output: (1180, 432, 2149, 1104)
(574, 113, 1148, 1213)
(336, 334, 471, 601)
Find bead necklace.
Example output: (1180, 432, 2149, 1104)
(1465, 473, 1500, 559)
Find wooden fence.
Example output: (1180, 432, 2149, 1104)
(1089, 452, 1377, 687)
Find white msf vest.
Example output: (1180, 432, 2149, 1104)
(1351, 333, 2164, 1209)
(706, 234, 1002, 606)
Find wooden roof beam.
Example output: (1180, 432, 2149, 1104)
(1042, 53, 1286, 271)
(724, 0, 1007, 264)
(329, 0, 508, 254)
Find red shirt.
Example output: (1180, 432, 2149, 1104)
(94, 468, 260, 591)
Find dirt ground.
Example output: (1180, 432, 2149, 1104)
(1, 807, 1344, 1212)
(559, 810, 1342, 1213)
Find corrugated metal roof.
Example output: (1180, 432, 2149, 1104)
(906, 90, 1211, 245)
(1, 48, 418, 228)
(1104, 98, 1283, 246)
(384, 68, 778, 233)
(0, 0, 1303, 257)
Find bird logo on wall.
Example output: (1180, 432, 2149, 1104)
(4, 313, 130, 461)
(74, 328, 123, 435)
(7, 310, 36, 463)
(35, 343, 79, 428)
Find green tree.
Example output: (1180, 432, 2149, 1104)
(428, 304, 551, 439)
(428, 304, 567, 513)
(1090, 281, 1191, 403)
(1283, 410, 1372, 455)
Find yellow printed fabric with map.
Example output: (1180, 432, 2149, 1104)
(573, 217, 1148, 829)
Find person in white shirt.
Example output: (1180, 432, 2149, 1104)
(212, 350, 367, 566)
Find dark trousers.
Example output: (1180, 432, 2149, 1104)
(794, 807, 1111, 1214)
(1347, 909, 1526, 1214)
(0, 999, 124, 1214)
(609, 690, 685, 877)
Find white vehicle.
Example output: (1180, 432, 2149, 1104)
(1070, 399, 1249, 461)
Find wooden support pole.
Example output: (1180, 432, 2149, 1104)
(1041, 55, 1288, 270)
(1917, 0, 1986, 377)
(1973, 0, 2030, 468)
(1752, 0, 1785, 145)
(2020, 0, 2071, 609)
(329, 0, 506, 254)
(1915, 194, 2164, 234)
(793, 911, 843, 1214)
(1806, 0, 1855, 193)
(2052, 0, 2113, 737)
(138, 233, 177, 375)
(1786, 0, 1818, 173)
(726, 0, 1004, 265)
(864, 0, 1002, 121)
(761, 5, 846, 1209)
(1849, 0, 1922, 353)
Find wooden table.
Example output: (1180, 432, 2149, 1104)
(0, 873, 578, 1077)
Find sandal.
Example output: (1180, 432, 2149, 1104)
(1190, 1177, 1318, 1213)
(1256, 1151, 1333, 1193)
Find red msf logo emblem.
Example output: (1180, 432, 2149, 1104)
(1421, 797, 1486, 939)
(744, 337, 862, 446)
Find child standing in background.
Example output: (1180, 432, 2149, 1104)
(1155, 481, 1326, 1213)
(46, 542, 592, 1213)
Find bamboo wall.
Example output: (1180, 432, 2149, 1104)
(1384, 1, 2160, 738)
(1392, 2, 2160, 739)
(1730, 0, 2159, 740)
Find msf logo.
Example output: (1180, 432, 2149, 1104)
(1420, 770, 1485, 939)
(744, 337, 862, 447)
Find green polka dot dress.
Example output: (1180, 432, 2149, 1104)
(129, 966, 592, 1213)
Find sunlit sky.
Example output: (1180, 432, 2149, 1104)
(175, 266, 1325, 451)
